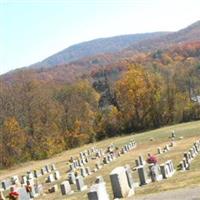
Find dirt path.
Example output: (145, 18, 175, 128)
(134, 186, 200, 200)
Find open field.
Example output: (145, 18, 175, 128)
(1, 120, 200, 199)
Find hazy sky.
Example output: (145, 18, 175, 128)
(0, 0, 199, 75)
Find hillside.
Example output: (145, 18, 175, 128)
(1, 21, 200, 171)
(1, 21, 200, 84)
(30, 21, 200, 71)
(1, 121, 200, 200)
(30, 32, 168, 69)
(125, 20, 200, 53)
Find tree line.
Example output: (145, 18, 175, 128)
(0, 44, 200, 168)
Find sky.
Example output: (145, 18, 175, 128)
(0, 0, 200, 75)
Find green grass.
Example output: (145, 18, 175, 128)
(1, 120, 200, 200)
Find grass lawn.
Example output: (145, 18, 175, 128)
(1, 120, 200, 200)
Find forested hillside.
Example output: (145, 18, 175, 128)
(0, 21, 200, 168)
(1, 41, 200, 168)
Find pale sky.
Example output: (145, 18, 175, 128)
(0, 0, 200, 75)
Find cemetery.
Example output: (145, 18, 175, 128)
(0, 120, 200, 199)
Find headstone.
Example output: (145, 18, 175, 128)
(17, 187, 31, 200)
(80, 167, 87, 177)
(60, 181, 74, 195)
(27, 172, 34, 180)
(41, 167, 47, 175)
(21, 176, 27, 185)
(54, 171, 61, 180)
(95, 163, 102, 170)
(47, 174, 55, 183)
(33, 170, 40, 178)
(137, 166, 151, 185)
(85, 167, 92, 175)
(51, 164, 56, 171)
(76, 176, 87, 191)
(110, 167, 134, 198)
(135, 159, 140, 167)
(148, 164, 162, 182)
(68, 172, 76, 184)
(87, 182, 109, 200)
(1, 179, 12, 190)
(11, 176, 20, 185)
(124, 165, 135, 189)
(45, 165, 51, 173)
(179, 161, 185, 171)
(138, 155, 145, 166)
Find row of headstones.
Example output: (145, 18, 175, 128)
(47, 156, 175, 200)
(48, 174, 88, 195)
(87, 159, 176, 200)
(47, 140, 136, 198)
(135, 155, 176, 185)
(67, 141, 136, 186)
(69, 139, 136, 172)
(179, 139, 200, 171)
(69, 139, 136, 175)
(69, 147, 104, 171)
(0, 163, 56, 198)
(0, 179, 43, 200)
(157, 141, 175, 154)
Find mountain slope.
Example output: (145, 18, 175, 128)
(125, 20, 200, 53)
(31, 32, 168, 69)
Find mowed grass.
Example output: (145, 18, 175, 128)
(1, 120, 200, 200)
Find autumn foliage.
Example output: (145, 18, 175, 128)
(0, 42, 200, 168)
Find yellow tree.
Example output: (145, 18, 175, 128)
(0, 117, 27, 167)
(115, 66, 163, 131)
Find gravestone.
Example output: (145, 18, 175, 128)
(179, 161, 185, 171)
(80, 167, 87, 177)
(87, 182, 109, 200)
(34, 183, 43, 196)
(124, 165, 135, 189)
(51, 164, 56, 171)
(60, 181, 74, 195)
(45, 165, 51, 173)
(41, 167, 47, 175)
(137, 166, 151, 185)
(85, 167, 92, 175)
(11, 176, 20, 185)
(17, 187, 31, 200)
(110, 166, 134, 198)
(47, 174, 55, 183)
(76, 176, 87, 191)
(33, 170, 40, 178)
(54, 171, 61, 180)
(95, 163, 102, 170)
(138, 155, 145, 166)
(148, 164, 162, 182)
(135, 159, 140, 167)
(1, 179, 12, 190)
(21, 176, 27, 185)
(27, 172, 34, 180)
(68, 172, 76, 184)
